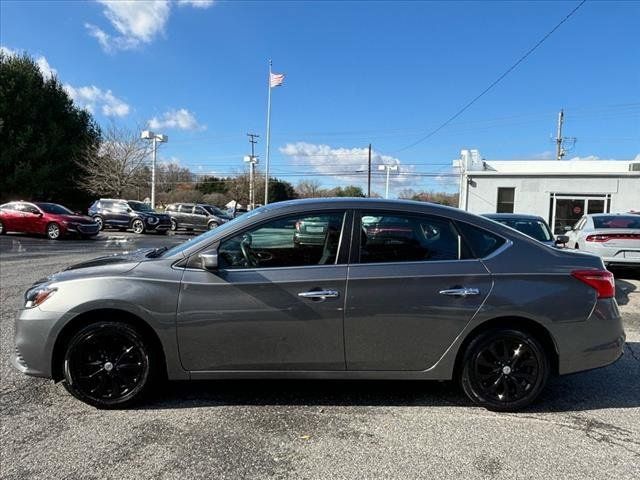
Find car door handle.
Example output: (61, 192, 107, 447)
(298, 290, 340, 300)
(438, 288, 480, 297)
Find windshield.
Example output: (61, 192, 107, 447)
(128, 201, 154, 212)
(593, 215, 640, 229)
(204, 205, 227, 217)
(495, 218, 553, 242)
(35, 203, 74, 215)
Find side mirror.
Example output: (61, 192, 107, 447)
(200, 252, 218, 271)
(555, 235, 569, 246)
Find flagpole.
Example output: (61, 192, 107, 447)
(264, 59, 273, 205)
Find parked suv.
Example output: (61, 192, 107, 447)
(165, 203, 231, 232)
(88, 199, 171, 234)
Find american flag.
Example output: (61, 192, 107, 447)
(270, 72, 285, 88)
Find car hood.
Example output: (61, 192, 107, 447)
(39, 249, 153, 284)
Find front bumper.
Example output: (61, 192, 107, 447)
(551, 297, 626, 375)
(145, 217, 172, 231)
(12, 307, 65, 378)
(66, 223, 100, 236)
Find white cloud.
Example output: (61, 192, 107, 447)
(531, 150, 555, 160)
(87, 0, 213, 53)
(1, 46, 57, 80)
(279, 142, 417, 193)
(177, 0, 214, 7)
(64, 84, 131, 117)
(148, 108, 205, 131)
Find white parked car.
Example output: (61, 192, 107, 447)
(566, 213, 640, 267)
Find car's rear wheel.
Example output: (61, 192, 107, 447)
(131, 219, 145, 234)
(460, 328, 549, 411)
(93, 216, 104, 231)
(46, 222, 62, 240)
(62, 322, 155, 409)
(170, 219, 178, 231)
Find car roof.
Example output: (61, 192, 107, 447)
(483, 213, 544, 221)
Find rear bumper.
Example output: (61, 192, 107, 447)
(602, 256, 640, 267)
(551, 298, 626, 375)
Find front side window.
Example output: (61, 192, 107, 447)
(497, 187, 515, 213)
(219, 211, 346, 269)
(128, 201, 153, 212)
(359, 212, 467, 263)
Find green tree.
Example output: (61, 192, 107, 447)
(331, 185, 365, 197)
(0, 51, 100, 208)
(267, 178, 297, 203)
(197, 176, 229, 195)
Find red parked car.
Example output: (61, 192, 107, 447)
(0, 201, 100, 240)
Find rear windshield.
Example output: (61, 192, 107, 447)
(494, 218, 553, 242)
(593, 216, 640, 229)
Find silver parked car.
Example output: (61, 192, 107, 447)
(565, 213, 640, 267)
(12, 199, 624, 411)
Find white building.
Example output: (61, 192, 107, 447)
(453, 149, 640, 234)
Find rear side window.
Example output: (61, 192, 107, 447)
(359, 212, 470, 263)
(456, 221, 506, 258)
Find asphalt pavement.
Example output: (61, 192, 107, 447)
(1, 232, 639, 479)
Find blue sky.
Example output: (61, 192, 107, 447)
(1, 0, 639, 196)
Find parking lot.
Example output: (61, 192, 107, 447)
(1, 232, 639, 480)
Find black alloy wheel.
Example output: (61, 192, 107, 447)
(62, 322, 155, 408)
(460, 328, 549, 411)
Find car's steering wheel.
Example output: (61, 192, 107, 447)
(240, 234, 260, 267)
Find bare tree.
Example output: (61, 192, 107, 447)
(79, 124, 152, 198)
(295, 179, 323, 198)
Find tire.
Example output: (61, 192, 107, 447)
(46, 222, 62, 240)
(131, 219, 145, 234)
(460, 328, 549, 412)
(93, 216, 104, 231)
(207, 221, 219, 231)
(0, 220, 5, 235)
(62, 322, 156, 409)
(170, 219, 178, 231)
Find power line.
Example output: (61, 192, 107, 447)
(392, 0, 588, 153)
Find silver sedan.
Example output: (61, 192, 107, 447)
(12, 199, 624, 411)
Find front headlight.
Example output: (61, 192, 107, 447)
(24, 286, 57, 309)
(147, 216, 159, 224)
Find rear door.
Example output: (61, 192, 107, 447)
(192, 206, 209, 230)
(344, 210, 493, 371)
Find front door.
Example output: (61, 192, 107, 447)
(344, 211, 493, 371)
(177, 210, 351, 371)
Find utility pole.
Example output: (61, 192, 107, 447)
(141, 130, 168, 209)
(554, 109, 576, 160)
(367, 144, 372, 197)
(378, 164, 398, 199)
(245, 133, 260, 210)
(555, 109, 564, 160)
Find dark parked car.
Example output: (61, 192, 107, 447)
(88, 199, 171, 234)
(13, 199, 623, 411)
(165, 203, 230, 232)
(0, 201, 99, 239)
(483, 213, 568, 247)
(293, 217, 332, 246)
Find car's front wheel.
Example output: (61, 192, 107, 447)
(460, 328, 549, 411)
(46, 222, 62, 240)
(207, 221, 219, 231)
(131, 219, 145, 234)
(170, 219, 178, 231)
(0, 219, 5, 235)
(62, 322, 155, 408)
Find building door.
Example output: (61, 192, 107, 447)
(550, 194, 610, 234)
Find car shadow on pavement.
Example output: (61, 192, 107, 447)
(615, 279, 637, 306)
(141, 342, 640, 413)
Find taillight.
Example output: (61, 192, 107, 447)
(585, 234, 610, 242)
(571, 270, 615, 299)
(586, 233, 640, 242)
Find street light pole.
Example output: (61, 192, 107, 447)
(141, 130, 168, 210)
(378, 164, 398, 199)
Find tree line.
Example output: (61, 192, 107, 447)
(0, 52, 458, 210)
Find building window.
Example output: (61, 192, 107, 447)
(496, 187, 515, 213)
